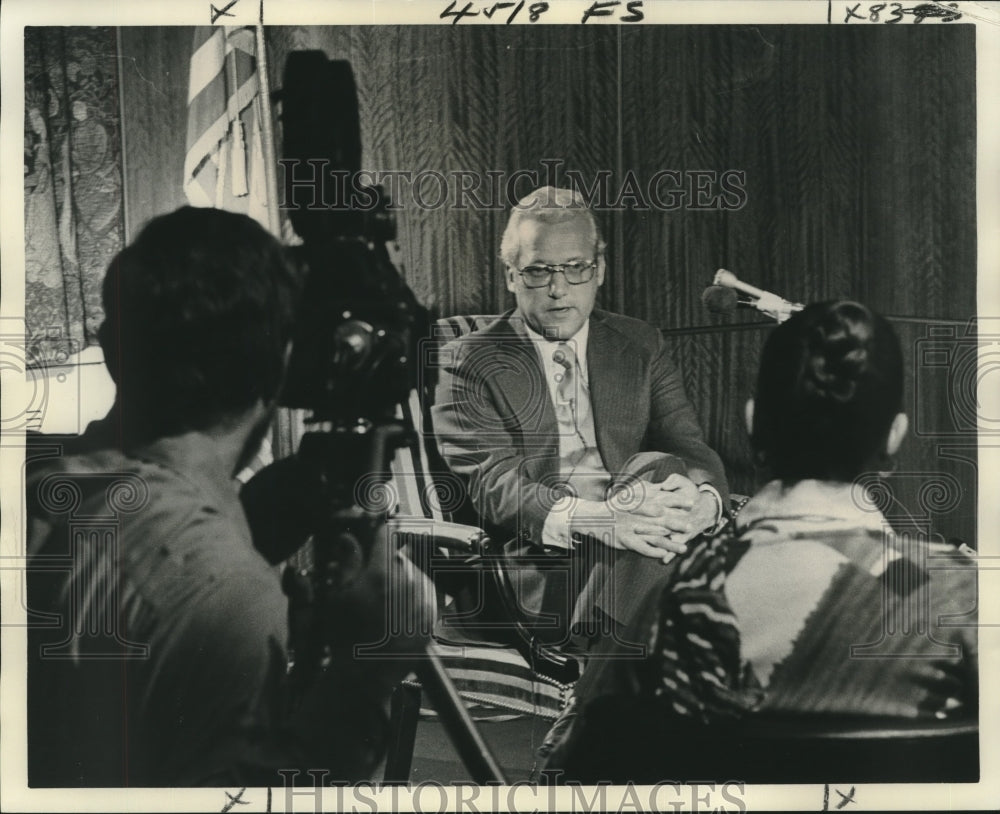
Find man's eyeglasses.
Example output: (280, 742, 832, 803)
(517, 261, 598, 289)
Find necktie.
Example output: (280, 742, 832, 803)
(553, 341, 589, 449)
(553, 342, 576, 407)
(551, 341, 607, 500)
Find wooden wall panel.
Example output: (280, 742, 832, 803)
(617, 26, 975, 327)
(122, 26, 975, 325)
(118, 27, 193, 239)
(267, 26, 622, 314)
(117, 25, 978, 544)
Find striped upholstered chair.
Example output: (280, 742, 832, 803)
(381, 315, 580, 781)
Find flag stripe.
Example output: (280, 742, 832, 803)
(184, 76, 259, 175)
(183, 76, 259, 202)
(187, 28, 225, 104)
(185, 25, 274, 232)
(224, 25, 256, 56)
(185, 44, 258, 168)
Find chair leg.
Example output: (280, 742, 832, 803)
(383, 678, 422, 783)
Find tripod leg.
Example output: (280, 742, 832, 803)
(383, 679, 422, 783)
(416, 647, 508, 784)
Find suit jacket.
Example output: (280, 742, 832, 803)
(431, 308, 729, 548)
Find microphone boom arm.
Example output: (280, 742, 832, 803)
(712, 268, 803, 323)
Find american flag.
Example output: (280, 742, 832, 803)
(183, 26, 273, 231)
(185, 25, 293, 478)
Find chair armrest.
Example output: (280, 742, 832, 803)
(388, 516, 581, 685)
(387, 516, 487, 554)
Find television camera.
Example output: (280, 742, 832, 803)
(258, 52, 505, 783)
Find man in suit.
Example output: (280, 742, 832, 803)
(432, 186, 728, 639)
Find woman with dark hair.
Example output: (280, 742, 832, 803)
(750, 299, 906, 483)
(710, 300, 975, 718)
(541, 301, 978, 781)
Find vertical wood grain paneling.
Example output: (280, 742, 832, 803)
(118, 27, 193, 239)
(118, 25, 978, 544)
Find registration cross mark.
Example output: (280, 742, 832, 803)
(211, 0, 240, 24)
(222, 787, 250, 813)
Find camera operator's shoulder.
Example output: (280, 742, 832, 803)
(152, 489, 279, 582)
(170, 549, 288, 664)
(127, 493, 286, 630)
(593, 310, 663, 353)
(25, 438, 140, 528)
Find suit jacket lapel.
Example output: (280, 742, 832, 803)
(487, 313, 559, 456)
(588, 313, 643, 473)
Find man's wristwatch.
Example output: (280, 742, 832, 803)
(697, 483, 727, 536)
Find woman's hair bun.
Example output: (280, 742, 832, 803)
(751, 299, 904, 482)
(803, 302, 875, 403)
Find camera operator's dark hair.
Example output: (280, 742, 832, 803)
(751, 300, 904, 483)
(99, 206, 300, 440)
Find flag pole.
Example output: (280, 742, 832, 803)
(253, 7, 304, 468)
(254, 3, 281, 237)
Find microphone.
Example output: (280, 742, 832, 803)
(711, 269, 804, 323)
(701, 284, 740, 316)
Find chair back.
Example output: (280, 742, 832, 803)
(556, 694, 979, 784)
(390, 312, 496, 521)
(387, 314, 579, 712)
(416, 315, 501, 525)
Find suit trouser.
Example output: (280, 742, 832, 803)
(497, 450, 693, 645)
(503, 541, 681, 652)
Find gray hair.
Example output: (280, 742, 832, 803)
(499, 186, 606, 268)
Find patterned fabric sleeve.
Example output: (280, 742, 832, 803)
(632, 531, 760, 722)
(535, 531, 758, 779)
